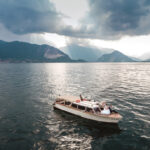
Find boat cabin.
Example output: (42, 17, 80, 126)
(55, 96, 102, 114)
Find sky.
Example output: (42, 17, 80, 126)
(0, 0, 150, 58)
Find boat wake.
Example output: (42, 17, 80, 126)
(54, 109, 121, 138)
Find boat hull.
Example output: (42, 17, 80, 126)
(54, 103, 120, 123)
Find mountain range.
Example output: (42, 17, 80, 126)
(0, 40, 73, 62)
(0, 40, 150, 62)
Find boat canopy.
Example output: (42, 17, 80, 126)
(74, 100, 99, 109)
(57, 95, 80, 102)
(57, 95, 100, 109)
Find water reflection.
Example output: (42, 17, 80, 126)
(0, 63, 150, 150)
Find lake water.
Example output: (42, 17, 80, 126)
(0, 63, 150, 150)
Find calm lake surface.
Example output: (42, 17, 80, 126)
(0, 63, 150, 150)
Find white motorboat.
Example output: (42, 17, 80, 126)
(53, 95, 123, 123)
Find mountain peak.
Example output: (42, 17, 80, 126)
(111, 50, 122, 55)
(97, 50, 135, 62)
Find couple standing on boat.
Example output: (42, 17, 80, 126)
(100, 101, 111, 115)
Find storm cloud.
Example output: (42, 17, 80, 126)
(0, 0, 88, 38)
(1, 0, 150, 40)
(0, 0, 65, 34)
(84, 0, 150, 39)
(63, 0, 150, 39)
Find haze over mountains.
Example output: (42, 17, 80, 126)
(0, 40, 150, 62)
(139, 52, 150, 60)
(62, 44, 113, 62)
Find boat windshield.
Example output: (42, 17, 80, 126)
(94, 107, 100, 113)
(65, 101, 71, 105)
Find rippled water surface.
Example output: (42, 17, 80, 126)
(0, 63, 150, 150)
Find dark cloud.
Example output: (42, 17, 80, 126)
(62, 0, 150, 39)
(60, 0, 150, 39)
(0, 0, 64, 34)
(85, 0, 150, 39)
(1, 0, 150, 40)
(0, 0, 88, 38)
